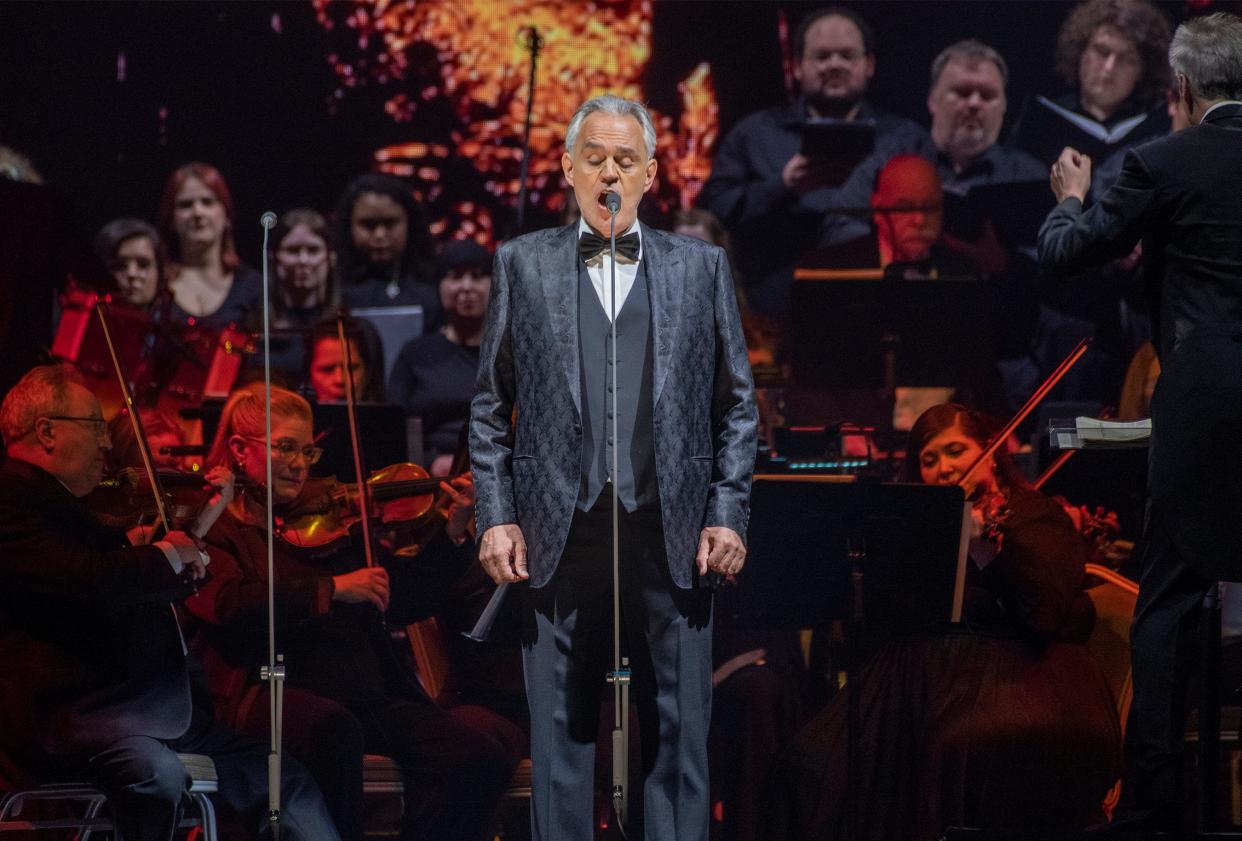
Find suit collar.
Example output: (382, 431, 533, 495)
(1202, 101, 1242, 125)
(543, 225, 583, 416)
(641, 229, 685, 406)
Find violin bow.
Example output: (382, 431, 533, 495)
(958, 337, 1092, 491)
(337, 315, 378, 569)
(96, 301, 173, 535)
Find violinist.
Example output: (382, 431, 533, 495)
(765, 403, 1122, 841)
(183, 383, 513, 841)
(0, 364, 340, 841)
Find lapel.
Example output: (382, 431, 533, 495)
(642, 227, 685, 406)
(541, 224, 582, 417)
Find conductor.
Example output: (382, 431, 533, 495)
(1038, 12, 1242, 829)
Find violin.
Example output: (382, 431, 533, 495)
(273, 462, 466, 554)
(89, 466, 255, 533)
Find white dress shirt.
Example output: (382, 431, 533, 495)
(578, 218, 642, 321)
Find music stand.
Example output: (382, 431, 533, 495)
(718, 475, 971, 841)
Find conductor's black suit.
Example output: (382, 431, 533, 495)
(1039, 101, 1242, 821)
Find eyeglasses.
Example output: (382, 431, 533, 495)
(242, 436, 323, 465)
(45, 415, 110, 440)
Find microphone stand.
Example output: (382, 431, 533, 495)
(602, 193, 632, 837)
(514, 25, 543, 235)
(258, 211, 285, 840)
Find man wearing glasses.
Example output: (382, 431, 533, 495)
(0, 364, 340, 841)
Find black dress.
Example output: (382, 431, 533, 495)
(764, 487, 1123, 841)
(166, 264, 263, 329)
(387, 332, 480, 458)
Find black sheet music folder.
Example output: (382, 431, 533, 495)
(718, 476, 969, 635)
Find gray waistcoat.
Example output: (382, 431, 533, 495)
(576, 256, 657, 512)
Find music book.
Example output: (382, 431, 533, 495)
(1050, 417, 1152, 450)
(1009, 95, 1169, 166)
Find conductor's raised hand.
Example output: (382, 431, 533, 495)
(479, 524, 529, 584)
(695, 526, 746, 577)
(332, 566, 390, 612)
(1051, 147, 1092, 203)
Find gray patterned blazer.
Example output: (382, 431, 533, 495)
(470, 222, 757, 589)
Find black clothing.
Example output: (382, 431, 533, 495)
(928, 142, 1048, 197)
(698, 98, 928, 316)
(765, 487, 1121, 841)
(342, 274, 441, 322)
(1040, 104, 1242, 824)
(0, 459, 338, 841)
(1009, 93, 1170, 200)
(186, 510, 513, 841)
(388, 332, 480, 459)
(166, 264, 263, 330)
(521, 490, 714, 841)
(575, 256, 656, 513)
(0, 458, 193, 761)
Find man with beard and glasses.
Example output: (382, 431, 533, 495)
(698, 6, 926, 320)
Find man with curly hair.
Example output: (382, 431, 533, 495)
(1011, 0, 1173, 195)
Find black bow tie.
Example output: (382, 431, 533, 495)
(579, 230, 639, 263)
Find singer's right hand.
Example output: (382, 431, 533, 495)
(332, 567, 391, 612)
(479, 524, 529, 584)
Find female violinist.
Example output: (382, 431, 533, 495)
(181, 383, 514, 841)
(765, 403, 1122, 841)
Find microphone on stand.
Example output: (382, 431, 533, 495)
(260, 211, 278, 230)
(602, 186, 633, 836)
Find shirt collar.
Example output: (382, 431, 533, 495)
(1201, 101, 1242, 123)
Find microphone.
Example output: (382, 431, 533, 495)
(260, 211, 277, 230)
(604, 192, 621, 216)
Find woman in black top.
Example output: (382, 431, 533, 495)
(764, 404, 1122, 841)
(334, 172, 441, 322)
(388, 240, 489, 475)
(156, 162, 261, 329)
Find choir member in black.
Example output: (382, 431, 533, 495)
(388, 239, 489, 476)
(764, 403, 1121, 841)
(0, 364, 340, 841)
(335, 172, 441, 321)
(301, 316, 387, 404)
(252, 208, 342, 385)
(94, 217, 164, 310)
(156, 162, 262, 329)
(1010, 0, 1171, 201)
(183, 383, 514, 841)
(698, 6, 927, 318)
(1014, 0, 1172, 405)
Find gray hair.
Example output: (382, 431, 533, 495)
(565, 95, 658, 161)
(0, 364, 85, 447)
(930, 39, 1010, 89)
(1169, 12, 1242, 102)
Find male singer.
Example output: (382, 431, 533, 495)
(470, 94, 758, 840)
(1039, 12, 1242, 829)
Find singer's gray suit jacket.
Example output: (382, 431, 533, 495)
(470, 222, 757, 588)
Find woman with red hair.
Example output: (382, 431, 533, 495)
(157, 162, 262, 328)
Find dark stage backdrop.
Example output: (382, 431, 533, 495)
(0, 0, 1205, 268)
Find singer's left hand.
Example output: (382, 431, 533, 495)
(696, 526, 746, 577)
